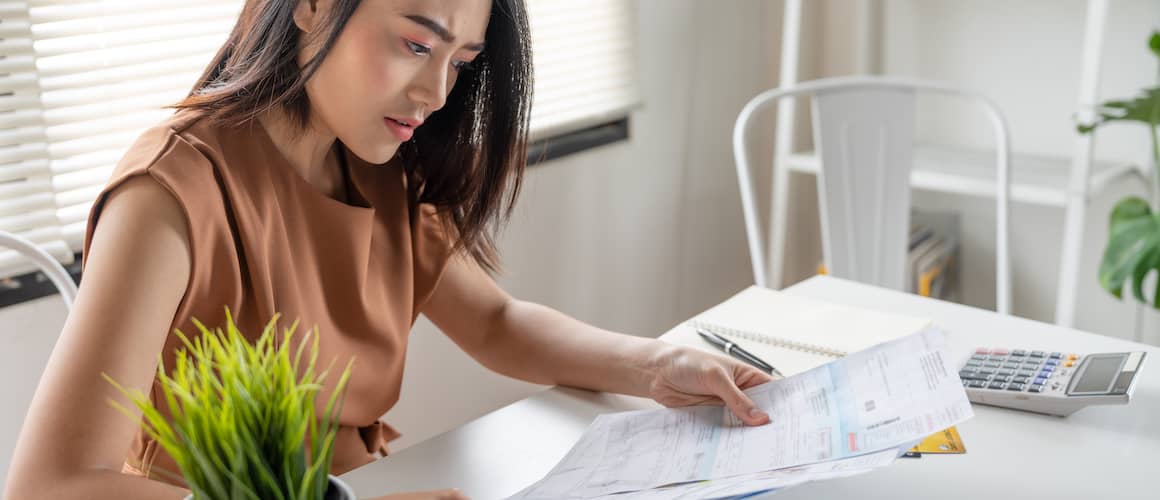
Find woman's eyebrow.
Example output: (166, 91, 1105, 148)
(404, 14, 486, 52)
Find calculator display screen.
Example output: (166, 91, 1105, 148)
(1073, 356, 1122, 393)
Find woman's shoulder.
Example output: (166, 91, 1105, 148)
(109, 111, 216, 183)
(107, 110, 256, 202)
(92, 111, 246, 242)
(83, 112, 225, 270)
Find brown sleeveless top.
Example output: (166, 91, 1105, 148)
(81, 110, 455, 484)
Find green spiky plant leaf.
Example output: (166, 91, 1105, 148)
(104, 309, 354, 500)
(1079, 31, 1160, 310)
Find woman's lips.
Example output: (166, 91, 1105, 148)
(384, 117, 413, 141)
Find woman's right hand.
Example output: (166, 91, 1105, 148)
(368, 489, 469, 500)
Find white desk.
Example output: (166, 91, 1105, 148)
(341, 276, 1160, 499)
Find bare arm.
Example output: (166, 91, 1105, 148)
(421, 253, 664, 397)
(3, 176, 192, 500)
(3, 178, 471, 500)
(421, 254, 773, 427)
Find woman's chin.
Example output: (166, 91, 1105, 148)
(348, 142, 400, 166)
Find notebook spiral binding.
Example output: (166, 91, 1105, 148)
(688, 320, 848, 358)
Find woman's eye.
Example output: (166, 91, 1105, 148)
(405, 40, 431, 55)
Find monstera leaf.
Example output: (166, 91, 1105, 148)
(1099, 197, 1160, 308)
(1081, 32, 1160, 309)
(1076, 85, 1160, 134)
(1077, 33, 1160, 134)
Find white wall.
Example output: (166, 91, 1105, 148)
(0, 0, 783, 485)
(0, 295, 67, 492)
(798, 0, 1160, 341)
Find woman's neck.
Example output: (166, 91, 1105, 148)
(257, 108, 343, 198)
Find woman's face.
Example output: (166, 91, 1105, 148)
(295, 0, 491, 164)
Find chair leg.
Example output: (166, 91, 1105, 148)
(769, 164, 792, 289)
(1054, 194, 1087, 328)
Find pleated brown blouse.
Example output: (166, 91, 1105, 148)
(82, 110, 454, 484)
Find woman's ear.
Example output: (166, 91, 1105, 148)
(292, 0, 325, 33)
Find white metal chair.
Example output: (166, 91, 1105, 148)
(733, 75, 1012, 315)
(0, 231, 78, 311)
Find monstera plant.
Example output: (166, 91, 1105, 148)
(1079, 31, 1160, 309)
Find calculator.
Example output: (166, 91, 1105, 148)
(959, 348, 1147, 416)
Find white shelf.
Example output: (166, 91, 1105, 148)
(783, 144, 1142, 207)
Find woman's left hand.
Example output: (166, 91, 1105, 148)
(646, 344, 778, 426)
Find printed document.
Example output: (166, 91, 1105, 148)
(510, 325, 971, 499)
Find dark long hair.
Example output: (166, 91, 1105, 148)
(174, 0, 533, 273)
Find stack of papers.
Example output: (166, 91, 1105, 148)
(511, 325, 972, 499)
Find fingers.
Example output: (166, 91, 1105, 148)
(735, 364, 776, 389)
(373, 488, 469, 500)
(707, 367, 769, 426)
(434, 489, 469, 500)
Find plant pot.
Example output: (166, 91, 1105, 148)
(325, 474, 357, 500)
(183, 475, 355, 500)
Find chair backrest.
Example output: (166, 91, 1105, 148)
(0, 231, 78, 311)
(733, 75, 1011, 314)
(812, 86, 916, 290)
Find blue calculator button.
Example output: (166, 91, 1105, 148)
(1044, 359, 1059, 367)
(1035, 376, 1048, 385)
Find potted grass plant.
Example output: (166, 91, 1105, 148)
(1079, 31, 1160, 311)
(104, 311, 356, 500)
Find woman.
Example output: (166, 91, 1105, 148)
(4, 1, 773, 499)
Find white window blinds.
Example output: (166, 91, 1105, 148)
(0, 0, 640, 280)
(526, 0, 640, 141)
(0, 0, 243, 279)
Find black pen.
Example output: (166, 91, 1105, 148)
(696, 328, 784, 378)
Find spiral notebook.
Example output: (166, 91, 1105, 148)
(676, 286, 933, 376)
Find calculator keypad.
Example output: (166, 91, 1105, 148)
(960, 348, 1078, 393)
